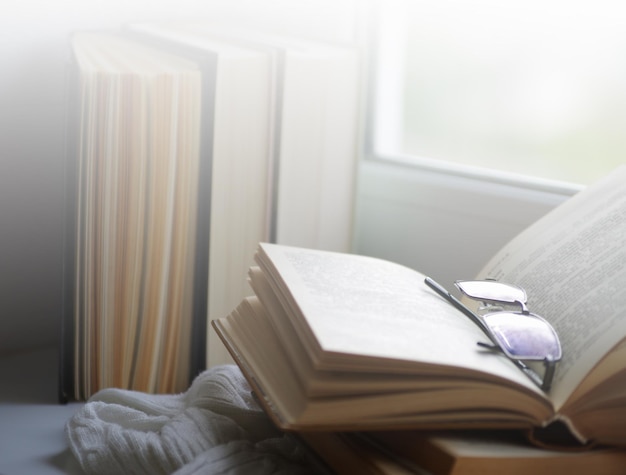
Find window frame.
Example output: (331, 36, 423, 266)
(365, 0, 583, 196)
(352, 0, 583, 283)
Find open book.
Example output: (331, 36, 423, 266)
(212, 166, 626, 447)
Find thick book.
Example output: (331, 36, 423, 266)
(123, 25, 279, 369)
(62, 31, 212, 401)
(368, 431, 626, 475)
(62, 26, 362, 400)
(212, 166, 626, 447)
(303, 431, 626, 475)
(126, 22, 361, 368)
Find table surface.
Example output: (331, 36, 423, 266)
(0, 346, 84, 475)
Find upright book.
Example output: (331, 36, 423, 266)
(62, 31, 209, 401)
(212, 166, 626, 447)
(123, 25, 279, 369)
(126, 22, 361, 368)
(63, 28, 279, 400)
(62, 25, 362, 400)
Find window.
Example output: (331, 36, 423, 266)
(370, 0, 626, 187)
(354, 0, 626, 281)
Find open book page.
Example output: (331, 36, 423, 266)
(248, 266, 538, 401)
(256, 243, 545, 395)
(475, 167, 626, 410)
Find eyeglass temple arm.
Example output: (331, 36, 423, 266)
(425, 277, 548, 390)
(424, 277, 496, 344)
(477, 341, 549, 390)
(542, 356, 556, 392)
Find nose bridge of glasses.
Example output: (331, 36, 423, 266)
(426, 277, 560, 391)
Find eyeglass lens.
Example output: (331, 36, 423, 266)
(456, 280, 527, 306)
(483, 311, 562, 360)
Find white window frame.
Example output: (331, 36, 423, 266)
(352, 0, 583, 284)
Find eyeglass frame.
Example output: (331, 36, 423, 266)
(424, 277, 561, 392)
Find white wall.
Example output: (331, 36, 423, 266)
(0, 0, 364, 354)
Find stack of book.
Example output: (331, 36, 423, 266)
(212, 166, 626, 474)
(61, 24, 361, 401)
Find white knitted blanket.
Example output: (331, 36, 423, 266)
(66, 365, 319, 475)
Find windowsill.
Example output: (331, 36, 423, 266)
(0, 346, 84, 475)
(366, 153, 584, 197)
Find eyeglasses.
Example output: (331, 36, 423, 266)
(424, 277, 562, 391)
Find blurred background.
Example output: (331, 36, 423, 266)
(3, 0, 625, 356)
(0, 0, 363, 355)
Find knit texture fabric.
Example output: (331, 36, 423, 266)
(66, 365, 319, 475)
